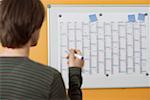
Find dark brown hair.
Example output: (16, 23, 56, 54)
(0, 0, 45, 48)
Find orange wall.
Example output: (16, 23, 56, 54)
(0, 0, 149, 100)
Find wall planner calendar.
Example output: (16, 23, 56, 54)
(48, 5, 150, 88)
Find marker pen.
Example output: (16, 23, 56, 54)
(65, 50, 84, 60)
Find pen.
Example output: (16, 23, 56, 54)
(65, 50, 84, 60)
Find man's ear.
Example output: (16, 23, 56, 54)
(30, 30, 40, 47)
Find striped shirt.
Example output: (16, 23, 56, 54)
(0, 57, 82, 100)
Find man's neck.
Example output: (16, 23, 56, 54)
(0, 46, 30, 57)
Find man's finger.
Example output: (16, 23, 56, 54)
(75, 49, 81, 55)
(69, 49, 75, 53)
(65, 54, 69, 59)
(69, 49, 75, 61)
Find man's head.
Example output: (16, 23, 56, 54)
(0, 0, 45, 48)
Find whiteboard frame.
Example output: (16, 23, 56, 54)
(47, 4, 150, 89)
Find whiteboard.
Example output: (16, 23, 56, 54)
(48, 5, 150, 88)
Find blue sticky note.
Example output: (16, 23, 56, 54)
(128, 15, 136, 22)
(89, 14, 97, 22)
(138, 13, 145, 22)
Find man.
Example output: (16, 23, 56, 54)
(0, 0, 84, 100)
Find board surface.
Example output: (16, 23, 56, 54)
(48, 5, 150, 88)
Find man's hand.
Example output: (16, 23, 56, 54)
(66, 49, 84, 68)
